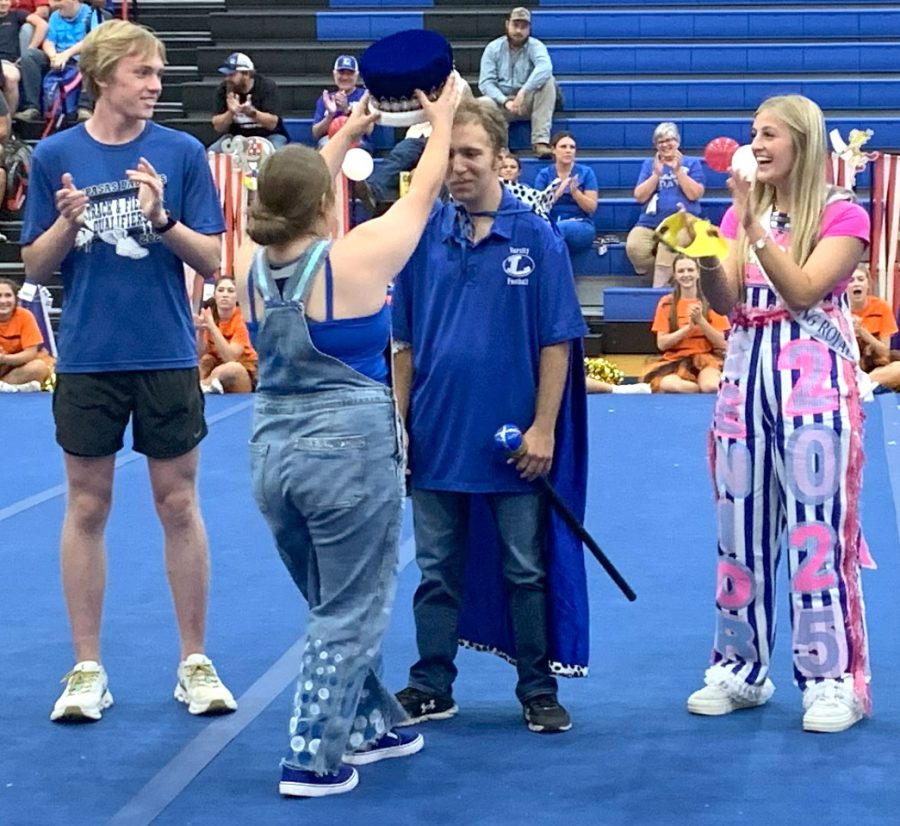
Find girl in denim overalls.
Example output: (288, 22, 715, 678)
(241, 86, 456, 797)
(686, 95, 872, 734)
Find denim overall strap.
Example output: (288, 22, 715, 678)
(250, 246, 277, 304)
(287, 240, 332, 304)
(324, 257, 335, 321)
(250, 241, 331, 306)
(246, 249, 260, 324)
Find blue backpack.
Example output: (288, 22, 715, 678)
(41, 63, 83, 134)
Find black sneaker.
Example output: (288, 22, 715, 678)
(395, 687, 458, 725)
(523, 695, 572, 733)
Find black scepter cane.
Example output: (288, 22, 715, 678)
(494, 424, 637, 602)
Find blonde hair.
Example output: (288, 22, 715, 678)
(737, 95, 827, 270)
(79, 20, 167, 99)
(248, 145, 333, 246)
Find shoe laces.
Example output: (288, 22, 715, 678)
(61, 668, 101, 695)
(527, 694, 559, 711)
(397, 687, 425, 703)
(805, 680, 851, 708)
(183, 661, 221, 688)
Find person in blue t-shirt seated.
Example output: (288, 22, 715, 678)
(392, 99, 589, 736)
(625, 121, 706, 287)
(16, 0, 93, 121)
(532, 131, 598, 255)
(311, 53, 373, 152)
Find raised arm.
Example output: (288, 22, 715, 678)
(633, 157, 662, 204)
(126, 157, 221, 276)
(698, 243, 743, 316)
(727, 176, 865, 312)
(741, 228, 865, 313)
(329, 78, 457, 287)
(22, 172, 84, 284)
(318, 91, 380, 178)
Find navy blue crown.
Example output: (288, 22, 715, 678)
(359, 29, 453, 111)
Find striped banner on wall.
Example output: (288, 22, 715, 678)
(868, 153, 900, 319)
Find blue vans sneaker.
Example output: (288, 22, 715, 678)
(344, 729, 425, 766)
(279, 764, 359, 798)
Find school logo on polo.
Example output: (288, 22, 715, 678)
(503, 248, 535, 285)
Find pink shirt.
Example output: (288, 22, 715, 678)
(720, 200, 870, 294)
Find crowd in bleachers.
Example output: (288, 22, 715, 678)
(2, 3, 898, 398)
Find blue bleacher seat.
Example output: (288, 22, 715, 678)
(315, 8, 900, 41)
(603, 287, 671, 322)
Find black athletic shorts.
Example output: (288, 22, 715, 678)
(53, 368, 207, 459)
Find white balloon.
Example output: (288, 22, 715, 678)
(342, 147, 374, 181)
(731, 144, 757, 182)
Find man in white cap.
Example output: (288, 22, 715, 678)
(210, 51, 287, 152)
(478, 7, 556, 158)
(312, 53, 372, 150)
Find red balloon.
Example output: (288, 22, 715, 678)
(327, 114, 349, 138)
(704, 136, 740, 173)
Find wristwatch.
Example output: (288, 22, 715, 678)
(153, 210, 177, 234)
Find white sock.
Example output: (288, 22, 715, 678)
(611, 382, 652, 395)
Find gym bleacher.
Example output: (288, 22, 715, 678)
(4, 0, 900, 356)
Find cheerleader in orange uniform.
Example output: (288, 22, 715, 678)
(849, 264, 900, 391)
(197, 276, 258, 393)
(0, 277, 54, 392)
(642, 255, 730, 392)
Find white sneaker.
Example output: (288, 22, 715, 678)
(802, 680, 863, 733)
(611, 382, 652, 394)
(174, 653, 237, 715)
(687, 683, 768, 716)
(50, 660, 113, 722)
(0, 380, 41, 393)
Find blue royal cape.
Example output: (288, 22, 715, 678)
(457, 338, 590, 677)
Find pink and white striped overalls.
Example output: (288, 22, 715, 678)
(705, 213, 872, 711)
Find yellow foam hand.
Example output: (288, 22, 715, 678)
(655, 212, 729, 260)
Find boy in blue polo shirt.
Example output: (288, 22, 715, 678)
(392, 100, 588, 734)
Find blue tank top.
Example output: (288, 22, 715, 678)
(271, 254, 391, 383)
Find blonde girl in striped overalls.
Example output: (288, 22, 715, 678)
(686, 95, 873, 733)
